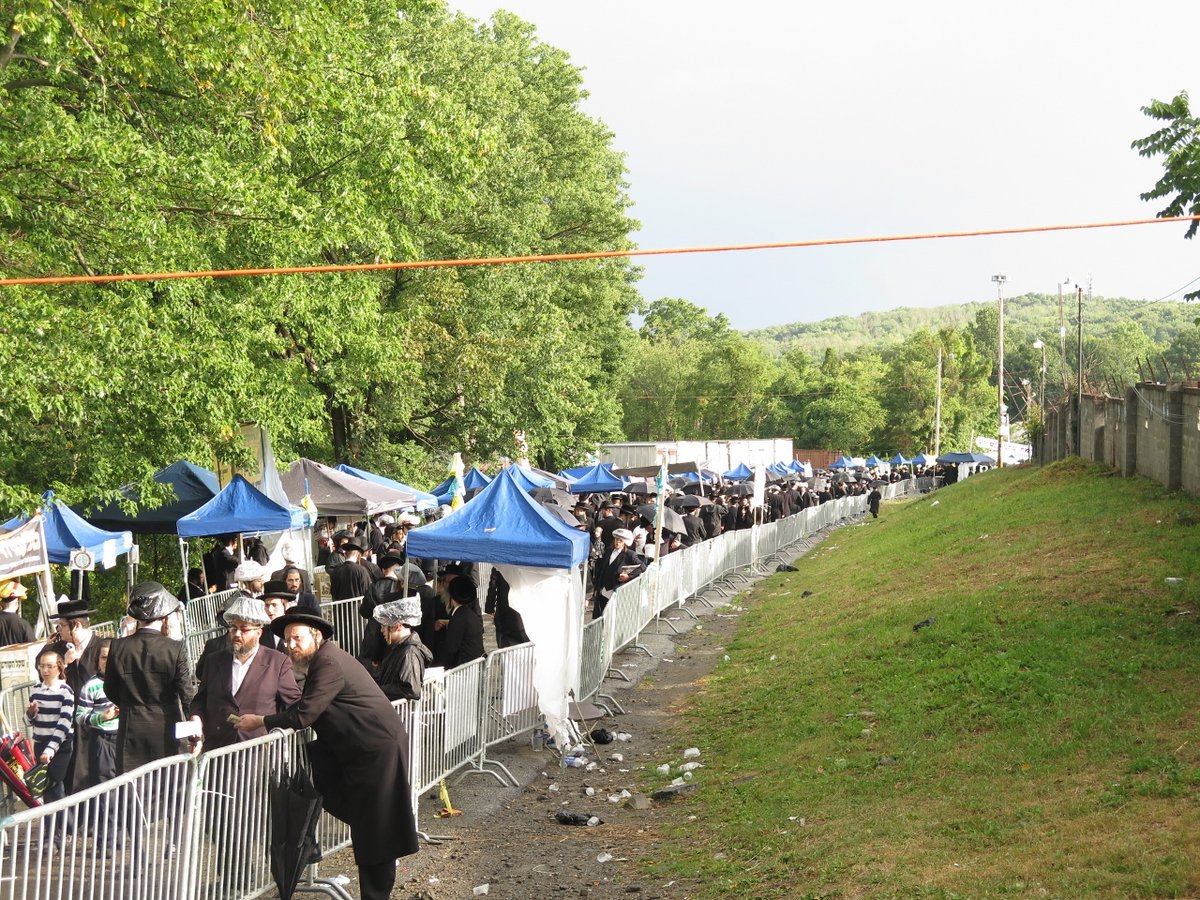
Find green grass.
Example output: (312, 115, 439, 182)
(646, 460, 1200, 898)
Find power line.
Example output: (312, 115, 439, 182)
(1, 215, 1198, 288)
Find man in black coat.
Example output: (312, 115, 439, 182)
(236, 612, 419, 900)
(0, 581, 34, 648)
(104, 584, 194, 775)
(434, 576, 484, 670)
(45, 597, 106, 791)
(329, 539, 373, 601)
(591, 528, 645, 618)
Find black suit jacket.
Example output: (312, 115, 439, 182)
(191, 646, 301, 748)
(593, 547, 645, 596)
(104, 629, 194, 774)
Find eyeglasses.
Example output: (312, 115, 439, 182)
(228, 624, 262, 633)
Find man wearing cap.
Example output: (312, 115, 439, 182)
(104, 583, 195, 774)
(0, 581, 34, 647)
(591, 528, 645, 618)
(434, 576, 485, 670)
(190, 595, 300, 750)
(329, 538, 373, 602)
(235, 611, 419, 900)
(372, 597, 432, 702)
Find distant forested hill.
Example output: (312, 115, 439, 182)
(747, 295, 1200, 358)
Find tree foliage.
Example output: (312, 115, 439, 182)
(0, 2, 639, 514)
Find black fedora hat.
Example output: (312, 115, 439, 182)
(270, 611, 334, 640)
(49, 598, 98, 619)
(260, 580, 296, 602)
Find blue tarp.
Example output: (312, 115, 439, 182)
(558, 465, 594, 481)
(79, 460, 219, 534)
(335, 463, 439, 511)
(723, 463, 752, 481)
(890, 453, 910, 466)
(767, 462, 792, 476)
(936, 452, 996, 465)
(787, 460, 805, 473)
(5, 492, 133, 568)
(829, 455, 854, 469)
(911, 453, 930, 466)
(503, 465, 554, 493)
(865, 455, 884, 467)
(567, 463, 624, 494)
(177, 475, 309, 538)
(406, 468, 589, 569)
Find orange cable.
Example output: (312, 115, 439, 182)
(1, 215, 1197, 288)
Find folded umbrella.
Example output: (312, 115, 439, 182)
(270, 765, 324, 900)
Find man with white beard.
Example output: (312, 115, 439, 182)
(233, 612, 419, 900)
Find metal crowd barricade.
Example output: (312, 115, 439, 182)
(185, 588, 239, 636)
(319, 598, 364, 660)
(186, 624, 225, 677)
(471, 643, 539, 786)
(418, 658, 490, 789)
(0, 680, 35, 741)
(0, 752, 198, 900)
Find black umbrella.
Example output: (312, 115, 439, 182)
(531, 487, 575, 508)
(673, 495, 702, 510)
(635, 502, 659, 521)
(270, 766, 323, 900)
(623, 482, 651, 496)
(725, 483, 754, 497)
(541, 502, 584, 528)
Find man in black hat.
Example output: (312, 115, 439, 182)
(434, 576, 484, 670)
(46, 597, 104, 791)
(235, 611, 419, 900)
(329, 538, 373, 602)
(104, 583, 195, 774)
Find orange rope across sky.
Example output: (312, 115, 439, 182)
(1, 215, 1197, 287)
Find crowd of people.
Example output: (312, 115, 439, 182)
(0, 459, 930, 896)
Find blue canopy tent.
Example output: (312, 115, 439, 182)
(767, 462, 792, 477)
(335, 463, 438, 511)
(566, 463, 625, 495)
(78, 460, 220, 534)
(4, 492, 133, 569)
(177, 475, 312, 602)
(911, 452, 930, 466)
(890, 453, 910, 466)
(177, 475, 310, 538)
(407, 468, 588, 568)
(787, 460, 805, 474)
(558, 465, 593, 481)
(864, 454, 885, 468)
(407, 467, 589, 743)
(829, 455, 854, 469)
(722, 463, 752, 481)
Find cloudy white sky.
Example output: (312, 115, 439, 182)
(452, 1, 1200, 329)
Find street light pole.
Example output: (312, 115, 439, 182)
(934, 347, 943, 460)
(992, 274, 1008, 467)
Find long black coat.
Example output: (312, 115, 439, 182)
(104, 629, 194, 774)
(264, 641, 419, 865)
(435, 605, 484, 670)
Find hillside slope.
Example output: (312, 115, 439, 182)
(651, 461, 1200, 898)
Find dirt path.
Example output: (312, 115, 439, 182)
(314, 545, 819, 900)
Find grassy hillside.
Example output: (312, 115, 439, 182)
(651, 461, 1200, 898)
(747, 294, 1200, 358)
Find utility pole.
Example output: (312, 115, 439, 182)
(1032, 339, 1046, 413)
(1075, 284, 1084, 456)
(934, 347, 943, 460)
(993, 274, 1008, 467)
(1058, 278, 1071, 392)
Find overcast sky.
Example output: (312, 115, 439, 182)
(452, 1, 1200, 329)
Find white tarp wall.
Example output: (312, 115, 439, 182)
(497, 564, 585, 747)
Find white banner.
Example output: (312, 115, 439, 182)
(0, 517, 48, 581)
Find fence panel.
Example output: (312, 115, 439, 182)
(319, 598, 364, 660)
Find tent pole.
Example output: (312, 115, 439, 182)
(180, 537, 191, 604)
